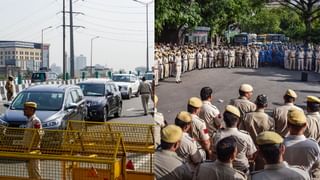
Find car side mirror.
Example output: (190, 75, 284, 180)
(3, 102, 10, 108)
(65, 103, 77, 110)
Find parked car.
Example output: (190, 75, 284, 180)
(112, 74, 140, 99)
(31, 71, 58, 83)
(77, 79, 122, 122)
(0, 84, 87, 129)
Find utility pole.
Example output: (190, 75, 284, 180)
(63, 0, 66, 80)
(69, 0, 75, 78)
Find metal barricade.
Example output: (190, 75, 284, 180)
(67, 120, 155, 179)
(0, 126, 126, 180)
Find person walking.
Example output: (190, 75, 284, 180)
(5, 75, 14, 101)
(138, 77, 152, 115)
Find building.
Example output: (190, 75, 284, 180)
(0, 41, 49, 76)
(75, 54, 87, 77)
(185, 26, 211, 44)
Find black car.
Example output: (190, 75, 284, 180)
(0, 84, 87, 129)
(77, 79, 122, 122)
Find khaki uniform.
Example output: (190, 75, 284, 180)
(208, 50, 214, 68)
(229, 96, 256, 122)
(193, 160, 247, 180)
(138, 81, 152, 114)
(24, 115, 42, 180)
(154, 57, 159, 86)
(289, 50, 296, 70)
(240, 109, 274, 143)
(273, 103, 303, 137)
(305, 112, 320, 143)
(159, 56, 164, 80)
(182, 52, 188, 73)
(251, 161, 310, 180)
(297, 50, 305, 71)
(199, 101, 221, 137)
(228, 49, 235, 68)
(284, 135, 320, 176)
(306, 51, 313, 71)
(163, 55, 169, 78)
(202, 50, 207, 69)
(190, 114, 210, 142)
(196, 51, 202, 70)
(5, 80, 14, 101)
(177, 132, 206, 172)
(213, 128, 257, 172)
(223, 49, 229, 67)
(155, 149, 193, 180)
(153, 111, 165, 147)
(244, 48, 251, 68)
(175, 54, 182, 82)
(315, 51, 320, 73)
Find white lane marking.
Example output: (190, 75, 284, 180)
(126, 108, 135, 111)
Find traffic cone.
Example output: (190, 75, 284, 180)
(126, 160, 135, 170)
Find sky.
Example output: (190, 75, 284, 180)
(0, 0, 154, 72)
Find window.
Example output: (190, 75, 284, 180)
(0, 52, 2, 55)
(20, 51, 23, 55)
(30, 52, 34, 55)
(12, 51, 15, 54)
(7, 51, 10, 55)
(111, 84, 118, 92)
(70, 90, 80, 103)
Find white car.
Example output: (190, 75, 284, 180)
(112, 74, 140, 99)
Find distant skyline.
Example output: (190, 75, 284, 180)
(0, 0, 154, 72)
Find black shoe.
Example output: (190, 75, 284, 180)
(144, 113, 147, 116)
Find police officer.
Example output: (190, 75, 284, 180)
(163, 52, 169, 78)
(253, 46, 259, 69)
(224, 47, 229, 67)
(155, 125, 192, 180)
(194, 136, 247, 180)
(213, 105, 257, 173)
(187, 97, 212, 159)
(284, 46, 289, 69)
(304, 96, 320, 143)
(228, 47, 236, 69)
(240, 94, 274, 143)
(244, 46, 251, 68)
(159, 52, 164, 80)
(182, 49, 188, 73)
(5, 75, 14, 101)
(297, 48, 305, 71)
(23, 102, 42, 180)
(305, 48, 313, 71)
(289, 47, 296, 70)
(315, 47, 320, 73)
(175, 51, 182, 83)
(154, 52, 160, 85)
(153, 95, 166, 147)
(199, 87, 221, 138)
(202, 48, 208, 69)
(251, 131, 310, 180)
(229, 84, 256, 123)
(196, 49, 203, 70)
(284, 108, 320, 178)
(273, 89, 303, 137)
(175, 111, 206, 172)
(138, 77, 152, 115)
(208, 48, 214, 68)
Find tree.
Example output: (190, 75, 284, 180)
(280, 0, 320, 44)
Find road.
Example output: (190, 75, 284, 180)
(156, 67, 320, 124)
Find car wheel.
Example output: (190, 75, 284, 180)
(127, 89, 132, 99)
(114, 103, 122, 117)
(103, 107, 109, 122)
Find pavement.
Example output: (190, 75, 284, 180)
(156, 67, 320, 124)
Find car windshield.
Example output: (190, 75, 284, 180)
(11, 92, 64, 111)
(79, 84, 105, 96)
(112, 75, 130, 82)
(32, 73, 46, 81)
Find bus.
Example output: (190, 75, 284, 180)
(257, 34, 267, 43)
(266, 34, 287, 43)
(233, 33, 257, 46)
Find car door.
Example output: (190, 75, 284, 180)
(64, 90, 79, 123)
(131, 76, 139, 93)
(75, 88, 87, 120)
(70, 88, 86, 120)
(111, 83, 121, 107)
(105, 84, 115, 113)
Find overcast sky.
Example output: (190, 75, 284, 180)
(0, 0, 154, 72)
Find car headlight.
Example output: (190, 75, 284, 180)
(42, 120, 59, 128)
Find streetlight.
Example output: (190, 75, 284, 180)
(90, 36, 99, 77)
(41, 26, 52, 69)
(133, 0, 153, 73)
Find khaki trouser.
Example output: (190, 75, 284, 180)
(305, 58, 312, 71)
(316, 60, 320, 73)
(245, 56, 251, 68)
(164, 64, 169, 78)
(289, 57, 295, 70)
(27, 159, 41, 179)
(228, 57, 235, 68)
(297, 58, 304, 70)
(176, 64, 181, 82)
(141, 94, 150, 114)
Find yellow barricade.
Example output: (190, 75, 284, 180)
(67, 120, 155, 179)
(0, 126, 126, 180)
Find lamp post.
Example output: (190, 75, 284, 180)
(133, 0, 153, 73)
(41, 26, 52, 69)
(90, 36, 99, 77)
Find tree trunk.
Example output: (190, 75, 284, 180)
(304, 17, 312, 47)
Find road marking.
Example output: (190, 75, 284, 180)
(126, 108, 135, 111)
